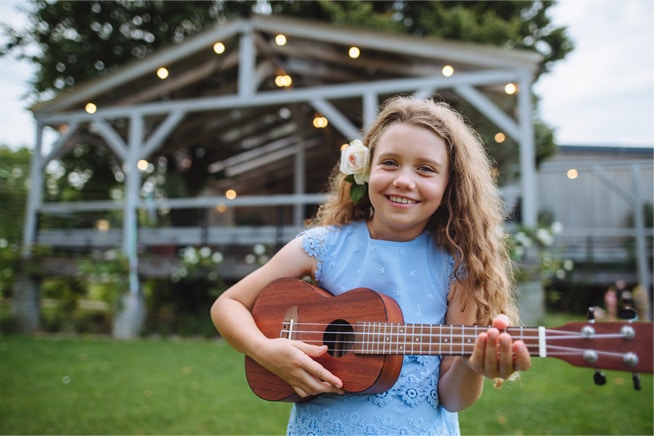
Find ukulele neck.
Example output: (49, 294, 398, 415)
(353, 322, 542, 356)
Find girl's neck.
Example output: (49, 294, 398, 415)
(365, 219, 426, 242)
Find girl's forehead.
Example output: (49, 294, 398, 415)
(373, 123, 449, 161)
(375, 123, 445, 147)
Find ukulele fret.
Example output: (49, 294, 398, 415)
(354, 323, 481, 355)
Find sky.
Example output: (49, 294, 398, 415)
(0, 0, 652, 151)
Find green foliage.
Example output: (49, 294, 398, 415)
(0, 146, 30, 243)
(508, 222, 574, 286)
(0, 240, 49, 299)
(41, 275, 85, 313)
(1, 0, 225, 98)
(76, 249, 129, 309)
(271, 1, 573, 77)
(0, 146, 31, 296)
(0, 240, 19, 298)
(171, 245, 225, 298)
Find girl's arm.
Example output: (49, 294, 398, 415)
(210, 237, 344, 398)
(437, 281, 531, 412)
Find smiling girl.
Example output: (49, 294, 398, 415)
(211, 96, 531, 435)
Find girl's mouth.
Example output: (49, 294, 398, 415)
(387, 195, 418, 205)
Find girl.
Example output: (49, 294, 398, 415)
(211, 96, 531, 435)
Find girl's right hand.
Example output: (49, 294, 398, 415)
(253, 338, 345, 398)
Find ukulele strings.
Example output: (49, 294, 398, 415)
(279, 322, 638, 358)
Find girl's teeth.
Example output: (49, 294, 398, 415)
(389, 196, 416, 204)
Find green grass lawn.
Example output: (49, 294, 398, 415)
(1, 329, 652, 435)
(0, 335, 292, 435)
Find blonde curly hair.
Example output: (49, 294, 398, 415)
(312, 96, 518, 325)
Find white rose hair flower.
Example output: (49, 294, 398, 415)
(340, 139, 370, 204)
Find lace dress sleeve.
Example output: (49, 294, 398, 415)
(297, 227, 330, 283)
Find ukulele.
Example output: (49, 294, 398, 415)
(245, 277, 653, 402)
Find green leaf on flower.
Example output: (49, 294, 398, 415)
(349, 183, 367, 204)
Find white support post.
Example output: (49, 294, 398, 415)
(293, 142, 305, 226)
(517, 71, 537, 227)
(238, 22, 255, 98)
(21, 122, 45, 257)
(631, 164, 650, 301)
(362, 91, 378, 131)
(124, 114, 143, 296)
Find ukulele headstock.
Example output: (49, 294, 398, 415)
(544, 314, 653, 390)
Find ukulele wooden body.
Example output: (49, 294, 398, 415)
(245, 278, 404, 402)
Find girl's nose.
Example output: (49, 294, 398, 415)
(392, 171, 416, 190)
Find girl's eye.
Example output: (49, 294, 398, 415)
(418, 165, 436, 173)
(380, 159, 398, 167)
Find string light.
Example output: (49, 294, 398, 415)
(567, 169, 579, 180)
(213, 42, 225, 54)
(85, 103, 97, 114)
(156, 67, 169, 80)
(225, 189, 237, 200)
(312, 115, 328, 128)
(441, 65, 454, 77)
(494, 132, 506, 143)
(274, 34, 287, 46)
(348, 46, 360, 59)
(95, 219, 110, 232)
(505, 83, 518, 95)
(274, 73, 293, 88)
(137, 160, 150, 171)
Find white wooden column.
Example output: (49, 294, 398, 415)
(21, 121, 45, 257)
(518, 70, 537, 227)
(124, 114, 143, 295)
(631, 164, 651, 303)
(293, 141, 305, 226)
(238, 22, 255, 98)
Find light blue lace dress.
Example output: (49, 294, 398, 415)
(287, 221, 460, 435)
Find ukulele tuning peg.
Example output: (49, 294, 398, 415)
(633, 373, 642, 391)
(593, 370, 607, 386)
(586, 307, 596, 323)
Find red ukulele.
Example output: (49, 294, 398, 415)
(245, 277, 653, 402)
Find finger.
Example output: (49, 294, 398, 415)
(512, 341, 532, 371)
(293, 342, 344, 390)
(295, 342, 329, 358)
(484, 328, 500, 377)
(466, 332, 488, 373)
(497, 332, 515, 378)
(308, 360, 344, 390)
(294, 386, 310, 398)
(492, 314, 511, 330)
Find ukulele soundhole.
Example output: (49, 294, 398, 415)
(323, 319, 354, 357)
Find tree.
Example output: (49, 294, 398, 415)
(0, 146, 30, 300)
(271, 1, 572, 74)
(0, 146, 30, 243)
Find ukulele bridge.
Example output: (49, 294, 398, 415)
(281, 306, 299, 340)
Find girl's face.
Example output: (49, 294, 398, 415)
(367, 122, 449, 242)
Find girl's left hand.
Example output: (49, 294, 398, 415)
(465, 314, 532, 380)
